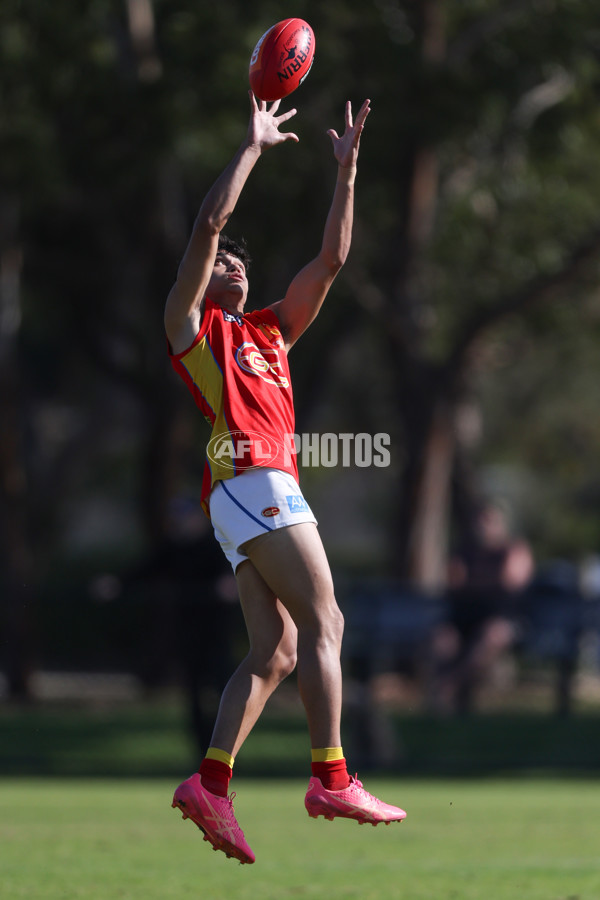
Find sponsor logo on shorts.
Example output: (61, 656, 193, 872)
(261, 506, 280, 518)
(286, 495, 310, 513)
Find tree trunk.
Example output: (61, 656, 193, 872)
(386, 0, 450, 589)
(0, 200, 35, 699)
(403, 393, 456, 592)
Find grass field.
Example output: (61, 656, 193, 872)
(2, 777, 599, 900)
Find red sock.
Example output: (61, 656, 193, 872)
(199, 758, 232, 798)
(311, 758, 351, 792)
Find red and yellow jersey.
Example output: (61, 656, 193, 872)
(168, 298, 298, 514)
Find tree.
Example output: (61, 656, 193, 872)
(3, 1, 600, 695)
(336, 0, 600, 587)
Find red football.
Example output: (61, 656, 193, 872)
(249, 18, 315, 102)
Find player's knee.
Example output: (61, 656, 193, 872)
(250, 636, 297, 685)
(293, 590, 344, 650)
(268, 642, 297, 684)
(333, 603, 345, 640)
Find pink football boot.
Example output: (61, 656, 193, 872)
(172, 773, 255, 864)
(305, 775, 407, 825)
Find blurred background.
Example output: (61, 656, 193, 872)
(2, 0, 600, 778)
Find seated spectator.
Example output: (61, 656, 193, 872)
(429, 502, 534, 714)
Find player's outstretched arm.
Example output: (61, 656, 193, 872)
(164, 93, 298, 353)
(270, 99, 371, 351)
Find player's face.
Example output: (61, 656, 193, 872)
(209, 252, 248, 301)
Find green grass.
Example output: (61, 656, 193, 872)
(1, 777, 599, 900)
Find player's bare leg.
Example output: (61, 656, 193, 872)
(243, 522, 344, 749)
(171, 562, 297, 865)
(244, 522, 406, 827)
(173, 522, 405, 851)
(208, 560, 299, 756)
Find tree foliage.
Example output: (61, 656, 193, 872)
(2, 0, 600, 689)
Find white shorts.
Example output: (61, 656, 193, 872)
(209, 467, 318, 572)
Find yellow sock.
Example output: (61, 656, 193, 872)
(205, 747, 235, 769)
(311, 747, 344, 763)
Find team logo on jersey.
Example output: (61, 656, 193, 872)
(261, 506, 280, 518)
(207, 430, 279, 470)
(236, 341, 289, 388)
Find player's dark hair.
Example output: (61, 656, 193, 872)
(218, 234, 251, 272)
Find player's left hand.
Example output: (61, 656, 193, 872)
(327, 99, 371, 169)
(246, 91, 299, 151)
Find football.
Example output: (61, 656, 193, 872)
(249, 18, 315, 102)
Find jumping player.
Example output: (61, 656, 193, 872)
(165, 92, 406, 865)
